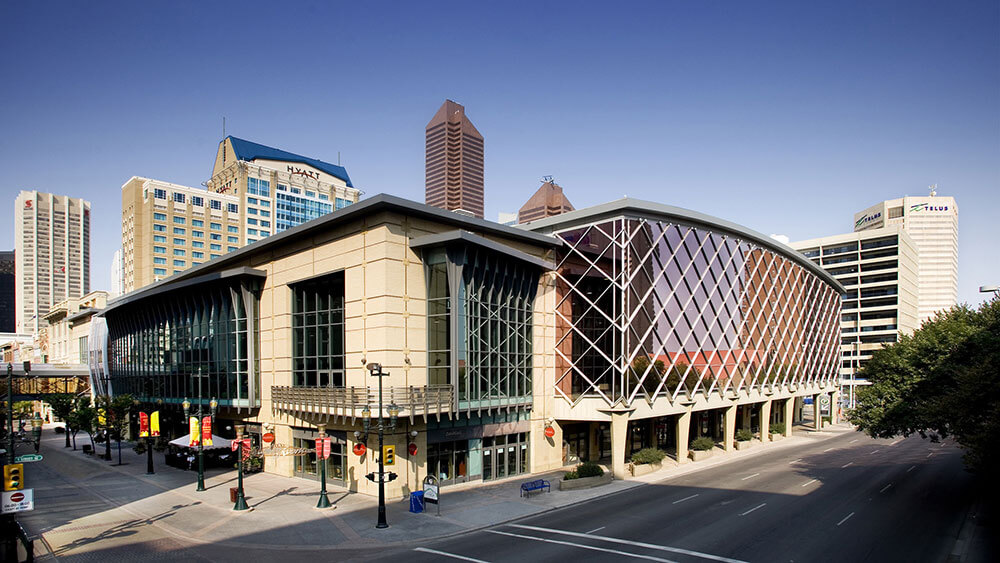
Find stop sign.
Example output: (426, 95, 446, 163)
(262, 432, 275, 444)
(10, 492, 24, 503)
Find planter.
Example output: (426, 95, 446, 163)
(559, 473, 613, 491)
(770, 433, 784, 441)
(629, 461, 662, 477)
(689, 449, 713, 462)
(735, 441, 751, 451)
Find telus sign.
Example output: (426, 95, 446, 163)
(855, 211, 882, 229)
(909, 203, 950, 213)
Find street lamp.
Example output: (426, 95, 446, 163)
(366, 362, 399, 529)
(233, 424, 249, 511)
(980, 285, 999, 296)
(182, 389, 217, 492)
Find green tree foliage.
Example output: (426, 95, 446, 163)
(848, 297, 1000, 473)
(47, 393, 76, 448)
(66, 396, 98, 451)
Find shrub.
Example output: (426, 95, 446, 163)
(735, 429, 753, 442)
(770, 422, 786, 434)
(132, 441, 147, 455)
(576, 462, 604, 478)
(631, 448, 667, 465)
(562, 470, 579, 480)
(691, 437, 715, 451)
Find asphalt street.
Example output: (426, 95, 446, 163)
(377, 431, 986, 563)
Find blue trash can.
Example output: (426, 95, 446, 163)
(409, 491, 425, 513)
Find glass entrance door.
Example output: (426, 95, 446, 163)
(482, 433, 530, 481)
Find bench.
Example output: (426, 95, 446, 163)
(520, 479, 551, 497)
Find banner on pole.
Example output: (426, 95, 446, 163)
(139, 412, 149, 437)
(202, 416, 213, 446)
(189, 417, 200, 447)
(150, 411, 160, 437)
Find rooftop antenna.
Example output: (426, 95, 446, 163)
(929, 184, 937, 197)
(542, 175, 553, 183)
(338, 151, 341, 166)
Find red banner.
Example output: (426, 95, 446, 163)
(316, 437, 332, 460)
(202, 417, 212, 446)
(139, 412, 149, 438)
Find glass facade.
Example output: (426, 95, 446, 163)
(276, 191, 333, 232)
(105, 276, 261, 407)
(425, 244, 538, 414)
(552, 217, 841, 405)
(291, 272, 345, 387)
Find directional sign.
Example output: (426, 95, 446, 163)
(15, 454, 42, 463)
(1, 488, 34, 513)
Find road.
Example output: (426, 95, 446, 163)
(376, 431, 983, 563)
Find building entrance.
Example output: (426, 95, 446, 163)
(482, 432, 529, 481)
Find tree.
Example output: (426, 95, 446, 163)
(105, 394, 135, 465)
(848, 297, 1000, 474)
(66, 396, 98, 452)
(47, 393, 76, 448)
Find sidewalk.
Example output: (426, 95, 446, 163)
(25, 422, 855, 553)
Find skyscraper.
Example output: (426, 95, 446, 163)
(518, 178, 575, 224)
(853, 187, 958, 323)
(425, 100, 485, 218)
(15, 191, 91, 334)
(0, 251, 15, 333)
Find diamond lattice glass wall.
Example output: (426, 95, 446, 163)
(553, 217, 841, 406)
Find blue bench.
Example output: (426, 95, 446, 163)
(520, 479, 551, 497)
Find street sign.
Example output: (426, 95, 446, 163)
(1, 488, 33, 513)
(14, 455, 42, 463)
(262, 432, 275, 444)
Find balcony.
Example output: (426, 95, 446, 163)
(270, 384, 454, 424)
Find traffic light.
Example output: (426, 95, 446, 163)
(3, 463, 23, 491)
(383, 445, 395, 466)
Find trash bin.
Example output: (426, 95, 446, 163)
(230, 487, 239, 503)
(409, 491, 425, 513)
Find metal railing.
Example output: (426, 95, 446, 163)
(270, 384, 454, 424)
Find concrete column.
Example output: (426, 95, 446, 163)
(813, 394, 822, 430)
(760, 400, 771, 441)
(610, 411, 630, 479)
(588, 422, 601, 462)
(741, 406, 751, 430)
(724, 405, 737, 452)
(676, 410, 691, 464)
(783, 398, 794, 437)
(831, 390, 841, 424)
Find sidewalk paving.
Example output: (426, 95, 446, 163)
(23, 422, 855, 555)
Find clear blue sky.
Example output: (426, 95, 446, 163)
(1, 1, 997, 306)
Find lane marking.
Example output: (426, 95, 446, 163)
(741, 473, 759, 481)
(927, 453, 934, 458)
(672, 494, 700, 504)
(837, 512, 855, 526)
(907, 465, 916, 473)
(586, 526, 606, 534)
(870, 449, 880, 455)
(849, 439, 859, 444)
(889, 439, 902, 446)
(880, 483, 892, 493)
(823, 447, 835, 452)
(789, 458, 802, 464)
(740, 503, 767, 516)
(801, 479, 818, 487)
(841, 462, 853, 468)
(486, 530, 677, 562)
(508, 525, 748, 563)
(414, 547, 490, 562)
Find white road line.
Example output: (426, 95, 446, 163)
(837, 512, 855, 526)
(849, 439, 859, 444)
(486, 530, 677, 563)
(740, 503, 767, 516)
(741, 473, 759, 481)
(889, 439, 902, 446)
(841, 462, 853, 468)
(927, 453, 934, 458)
(907, 465, 916, 473)
(880, 483, 892, 493)
(586, 526, 605, 534)
(870, 449, 880, 455)
(508, 524, 748, 563)
(672, 494, 700, 504)
(414, 547, 490, 563)
(801, 479, 818, 487)
(823, 447, 835, 452)
(789, 458, 802, 464)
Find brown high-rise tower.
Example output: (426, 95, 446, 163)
(518, 179, 575, 224)
(425, 100, 484, 218)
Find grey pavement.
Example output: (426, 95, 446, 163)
(13, 421, 988, 561)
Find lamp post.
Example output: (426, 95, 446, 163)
(182, 387, 217, 492)
(365, 362, 399, 529)
(233, 424, 249, 510)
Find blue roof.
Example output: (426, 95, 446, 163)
(227, 136, 353, 187)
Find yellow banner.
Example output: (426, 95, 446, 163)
(189, 417, 200, 447)
(151, 411, 160, 437)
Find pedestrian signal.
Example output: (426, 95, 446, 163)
(4, 463, 24, 491)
